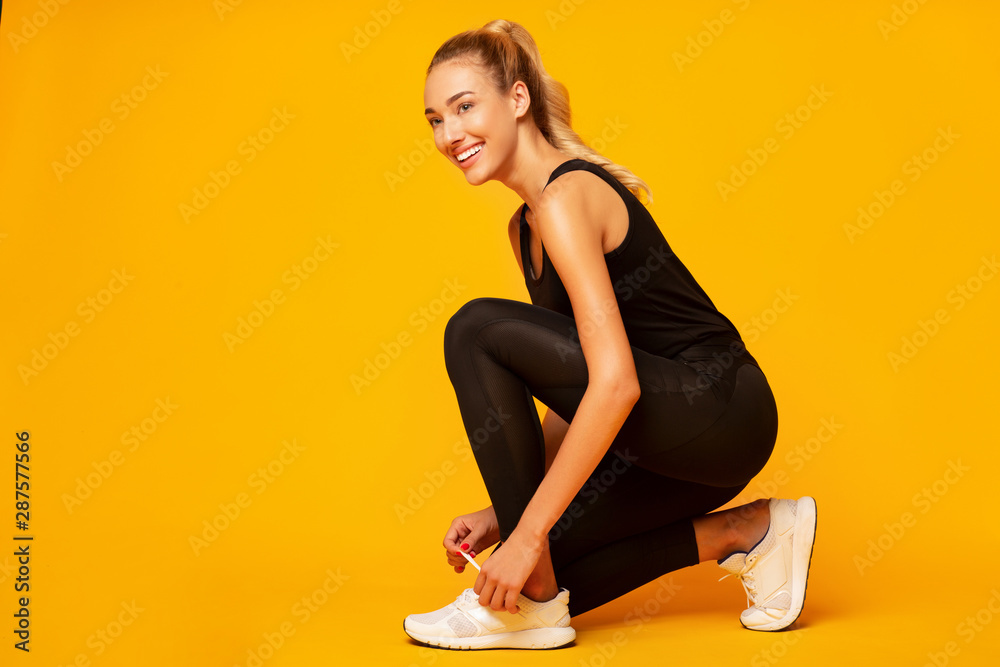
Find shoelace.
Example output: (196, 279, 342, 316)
(718, 554, 759, 609)
(456, 588, 481, 607)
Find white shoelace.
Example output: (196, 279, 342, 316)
(456, 588, 481, 606)
(718, 554, 759, 609)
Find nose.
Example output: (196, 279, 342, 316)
(442, 120, 464, 154)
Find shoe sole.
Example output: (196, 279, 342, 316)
(743, 496, 817, 632)
(403, 621, 576, 650)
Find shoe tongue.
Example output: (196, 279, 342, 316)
(717, 551, 747, 573)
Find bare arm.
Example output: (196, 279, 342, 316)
(513, 173, 641, 544)
(510, 200, 606, 478)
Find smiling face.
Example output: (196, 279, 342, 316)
(423, 60, 523, 184)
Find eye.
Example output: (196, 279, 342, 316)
(428, 102, 473, 128)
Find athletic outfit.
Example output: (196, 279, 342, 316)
(441, 158, 779, 618)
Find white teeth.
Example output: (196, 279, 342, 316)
(458, 144, 482, 161)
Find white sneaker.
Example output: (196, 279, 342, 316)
(717, 496, 817, 631)
(403, 587, 576, 649)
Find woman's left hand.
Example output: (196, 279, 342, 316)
(472, 527, 544, 614)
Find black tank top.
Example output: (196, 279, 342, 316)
(519, 158, 757, 364)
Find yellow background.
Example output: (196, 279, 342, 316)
(1, 1, 998, 665)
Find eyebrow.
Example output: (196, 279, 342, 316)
(424, 90, 475, 115)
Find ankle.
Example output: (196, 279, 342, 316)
(520, 582, 559, 602)
(727, 499, 771, 553)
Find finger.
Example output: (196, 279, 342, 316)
(452, 548, 478, 566)
(489, 585, 507, 612)
(443, 524, 463, 551)
(447, 548, 470, 568)
(475, 575, 491, 602)
(505, 590, 521, 615)
(446, 548, 465, 570)
(461, 526, 484, 553)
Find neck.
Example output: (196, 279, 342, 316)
(496, 131, 571, 212)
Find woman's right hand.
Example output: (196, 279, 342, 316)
(443, 505, 501, 573)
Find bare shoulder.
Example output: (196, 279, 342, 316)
(535, 169, 625, 248)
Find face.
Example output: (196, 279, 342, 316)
(423, 60, 522, 183)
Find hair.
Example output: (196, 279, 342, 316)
(426, 19, 654, 206)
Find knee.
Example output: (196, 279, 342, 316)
(443, 297, 507, 356)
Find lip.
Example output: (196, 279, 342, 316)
(455, 142, 484, 167)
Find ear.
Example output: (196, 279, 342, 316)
(509, 80, 531, 120)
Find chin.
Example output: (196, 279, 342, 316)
(462, 167, 489, 185)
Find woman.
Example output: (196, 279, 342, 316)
(404, 19, 817, 650)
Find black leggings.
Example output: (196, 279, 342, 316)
(442, 297, 779, 618)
